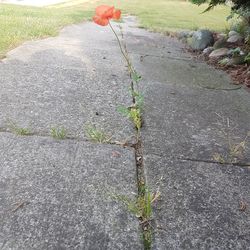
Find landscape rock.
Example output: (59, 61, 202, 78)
(190, 30, 214, 50)
(213, 37, 227, 49)
(209, 48, 229, 58)
(227, 34, 244, 43)
(202, 46, 214, 55)
(228, 30, 240, 37)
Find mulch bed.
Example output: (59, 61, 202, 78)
(187, 39, 250, 90)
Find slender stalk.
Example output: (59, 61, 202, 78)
(108, 21, 136, 102)
(108, 21, 134, 75)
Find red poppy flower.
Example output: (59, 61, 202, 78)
(93, 5, 121, 26)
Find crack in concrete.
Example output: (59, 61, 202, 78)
(179, 157, 250, 168)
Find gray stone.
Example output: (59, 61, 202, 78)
(213, 37, 227, 49)
(227, 34, 244, 43)
(190, 30, 214, 50)
(202, 46, 214, 55)
(0, 133, 141, 249)
(228, 30, 240, 37)
(209, 48, 229, 58)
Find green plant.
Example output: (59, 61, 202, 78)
(109, 187, 153, 220)
(218, 57, 229, 65)
(191, 0, 250, 13)
(118, 105, 142, 130)
(12, 127, 30, 136)
(109, 186, 156, 250)
(231, 47, 241, 57)
(213, 118, 249, 163)
(93, 7, 149, 248)
(93, 13, 144, 131)
(8, 121, 31, 136)
(130, 107, 142, 130)
(143, 230, 153, 250)
(213, 135, 249, 164)
(228, 133, 249, 161)
(50, 127, 67, 139)
(85, 125, 110, 143)
(244, 52, 250, 64)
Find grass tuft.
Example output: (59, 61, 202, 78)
(50, 127, 67, 139)
(8, 121, 31, 136)
(85, 124, 110, 143)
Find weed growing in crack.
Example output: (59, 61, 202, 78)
(95, 10, 144, 131)
(213, 132, 249, 163)
(109, 188, 153, 220)
(50, 127, 67, 140)
(118, 89, 144, 130)
(13, 127, 30, 136)
(143, 230, 153, 250)
(118, 105, 142, 130)
(93, 6, 151, 248)
(109, 186, 160, 250)
(212, 116, 249, 164)
(8, 121, 31, 136)
(85, 124, 111, 143)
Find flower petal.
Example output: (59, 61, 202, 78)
(96, 5, 114, 19)
(112, 9, 121, 20)
(93, 15, 109, 26)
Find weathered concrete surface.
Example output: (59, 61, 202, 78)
(121, 16, 250, 249)
(0, 21, 142, 249)
(1, 15, 250, 249)
(0, 133, 141, 249)
(0, 23, 133, 141)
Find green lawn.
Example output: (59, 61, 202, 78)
(0, 0, 231, 58)
(0, 2, 93, 58)
(99, 0, 231, 32)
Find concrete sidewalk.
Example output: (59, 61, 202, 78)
(123, 17, 250, 249)
(0, 17, 249, 249)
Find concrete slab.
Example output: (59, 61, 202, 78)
(138, 82, 250, 250)
(0, 23, 134, 142)
(145, 156, 250, 249)
(120, 16, 250, 249)
(122, 17, 237, 90)
(0, 133, 142, 249)
(1, 14, 249, 249)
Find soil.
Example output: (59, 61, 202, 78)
(187, 38, 250, 90)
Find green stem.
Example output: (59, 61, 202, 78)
(108, 21, 134, 75)
(108, 21, 136, 102)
